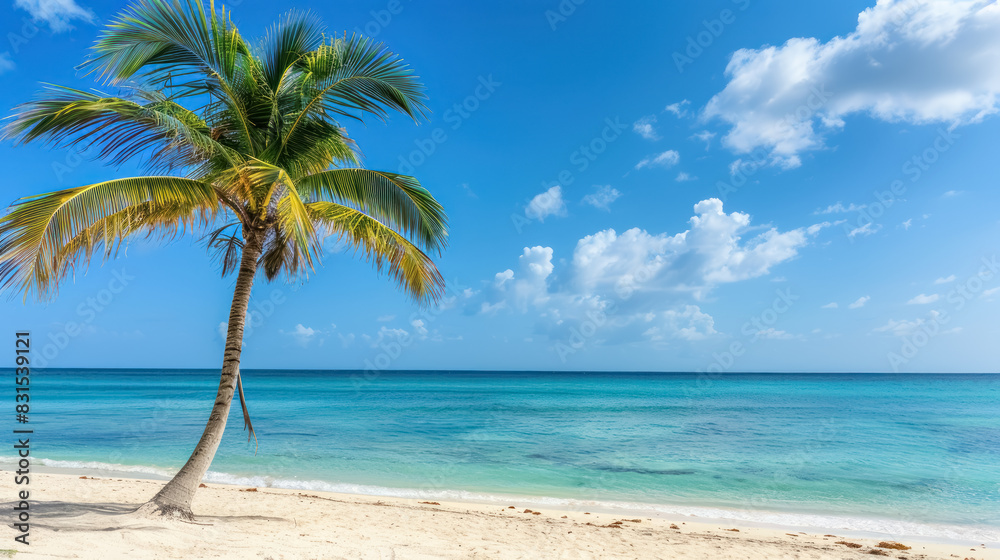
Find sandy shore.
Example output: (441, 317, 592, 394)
(0, 473, 996, 559)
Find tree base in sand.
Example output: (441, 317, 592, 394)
(133, 500, 195, 522)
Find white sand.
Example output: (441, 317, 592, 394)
(1, 473, 996, 559)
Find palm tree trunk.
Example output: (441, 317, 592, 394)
(137, 229, 263, 520)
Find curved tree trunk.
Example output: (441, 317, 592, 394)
(136, 230, 263, 520)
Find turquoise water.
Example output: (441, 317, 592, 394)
(8, 369, 1000, 538)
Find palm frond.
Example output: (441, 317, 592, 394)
(203, 222, 243, 277)
(279, 34, 428, 160)
(307, 201, 444, 304)
(297, 169, 447, 252)
(258, 9, 323, 92)
(0, 177, 219, 299)
(2, 85, 238, 172)
(86, 0, 249, 87)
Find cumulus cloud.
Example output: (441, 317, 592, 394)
(691, 130, 715, 149)
(849, 296, 870, 309)
(665, 100, 690, 117)
(821, 302, 839, 309)
(525, 186, 567, 222)
(15, 0, 95, 32)
(635, 150, 680, 170)
(934, 274, 957, 284)
(704, 0, 1000, 167)
(633, 115, 660, 140)
(477, 198, 831, 347)
(410, 319, 429, 337)
(338, 333, 355, 347)
(283, 324, 318, 347)
(907, 293, 940, 304)
(675, 172, 696, 182)
(365, 326, 410, 348)
(644, 306, 717, 342)
(582, 185, 622, 211)
(495, 269, 514, 288)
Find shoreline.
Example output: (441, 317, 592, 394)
(8, 466, 999, 554)
(2, 472, 997, 559)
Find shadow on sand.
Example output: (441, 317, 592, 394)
(2, 499, 289, 532)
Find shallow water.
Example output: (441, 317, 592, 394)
(10, 369, 1000, 538)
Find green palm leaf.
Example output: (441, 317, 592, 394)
(307, 201, 444, 304)
(296, 169, 447, 252)
(0, 177, 218, 298)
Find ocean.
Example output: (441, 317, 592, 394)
(7, 369, 999, 541)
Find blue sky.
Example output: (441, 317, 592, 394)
(2, 0, 999, 372)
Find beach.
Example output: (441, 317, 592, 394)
(3, 472, 996, 560)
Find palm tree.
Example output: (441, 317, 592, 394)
(0, 0, 447, 520)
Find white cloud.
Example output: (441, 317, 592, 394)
(582, 185, 622, 211)
(217, 322, 228, 340)
(571, 198, 826, 294)
(665, 100, 690, 117)
(754, 328, 801, 340)
(495, 269, 514, 287)
(501, 246, 556, 312)
(633, 115, 660, 140)
(873, 310, 958, 337)
(15, 0, 95, 32)
(815, 202, 866, 214)
(848, 296, 870, 309)
(901, 218, 913, 230)
(477, 198, 831, 347)
(635, 150, 680, 170)
(525, 185, 567, 222)
(982, 286, 1000, 299)
(848, 222, 881, 238)
(821, 302, 838, 309)
(934, 274, 957, 284)
(410, 319, 429, 338)
(691, 130, 715, 149)
(675, 172, 696, 182)
(284, 324, 318, 347)
(704, 0, 1000, 166)
(942, 189, 964, 197)
(643, 306, 718, 342)
(337, 333, 355, 347)
(907, 293, 940, 304)
(366, 326, 410, 348)
(0, 53, 14, 74)
(376, 314, 396, 322)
